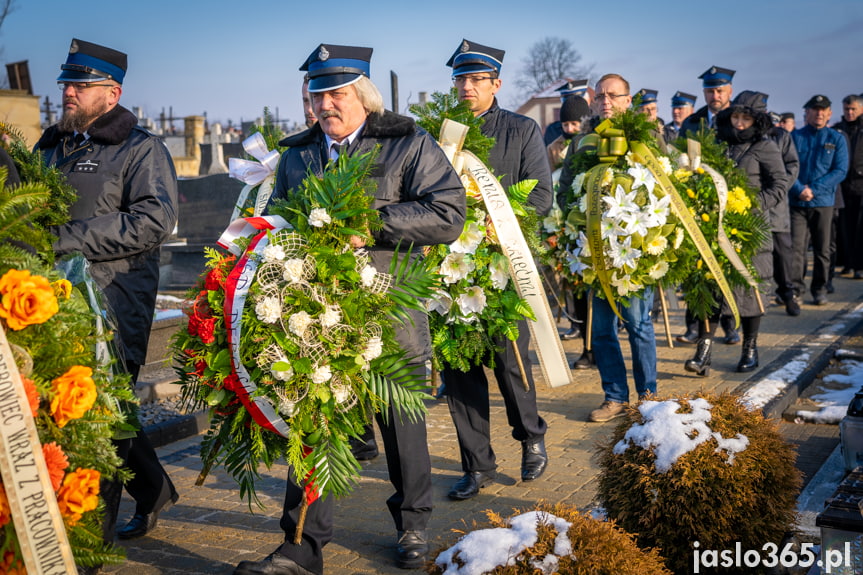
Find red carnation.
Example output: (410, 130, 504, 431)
(196, 317, 216, 344)
(205, 267, 226, 291)
(194, 359, 208, 376)
(223, 373, 242, 393)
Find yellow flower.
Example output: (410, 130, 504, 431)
(52, 279, 73, 299)
(696, 167, 705, 174)
(674, 169, 692, 182)
(0, 269, 59, 330)
(701, 213, 710, 222)
(697, 259, 703, 269)
(687, 188, 696, 198)
(731, 229, 738, 235)
(727, 186, 752, 214)
(56, 468, 100, 525)
(50, 365, 97, 428)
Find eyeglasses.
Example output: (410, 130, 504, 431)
(452, 76, 496, 86)
(58, 82, 115, 92)
(594, 92, 628, 102)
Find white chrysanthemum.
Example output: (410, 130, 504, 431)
(658, 155, 673, 175)
(645, 234, 669, 256)
(255, 296, 281, 324)
(426, 290, 453, 315)
(440, 252, 475, 284)
(577, 193, 589, 214)
(332, 382, 351, 403)
(271, 361, 294, 381)
(262, 243, 286, 263)
(320, 305, 342, 328)
(608, 235, 642, 270)
(360, 264, 378, 287)
(648, 260, 670, 280)
(489, 258, 510, 290)
(456, 286, 487, 316)
(627, 163, 656, 193)
(311, 364, 332, 384)
(573, 172, 587, 194)
(283, 258, 306, 284)
(288, 311, 313, 337)
(673, 226, 685, 249)
(362, 336, 384, 362)
(450, 222, 484, 254)
(308, 208, 332, 227)
(678, 153, 691, 169)
(278, 400, 296, 417)
(624, 151, 636, 167)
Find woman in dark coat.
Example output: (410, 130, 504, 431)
(685, 91, 789, 375)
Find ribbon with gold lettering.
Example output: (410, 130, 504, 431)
(629, 141, 740, 327)
(439, 119, 572, 388)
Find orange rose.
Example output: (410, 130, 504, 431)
(42, 442, 69, 492)
(1, 550, 26, 575)
(22, 376, 39, 416)
(0, 483, 11, 527)
(56, 467, 100, 525)
(50, 365, 97, 427)
(0, 269, 60, 330)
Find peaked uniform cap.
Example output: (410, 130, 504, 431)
(732, 90, 769, 114)
(447, 39, 505, 76)
(57, 38, 127, 84)
(300, 44, 373, 92)
(803, 94, 831, 109)
(636, 88, 658, 105)
(671, 91, 697, 108)
(698, 65, 735, 88)
(556, 79, 589, 97)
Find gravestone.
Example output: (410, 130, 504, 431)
(161, 173, 243, 290)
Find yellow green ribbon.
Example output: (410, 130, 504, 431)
(629, 141, 740, 328)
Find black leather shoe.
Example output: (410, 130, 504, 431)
(396, 530, 429, 569)
(521, 438, 548, 481)
(233, 553, 317, 575)
(571, 349, 595, 370)
(560, 325, 581, 340)
(117, 490, 179, 540)
(814, 294, 828, 306)
(721, 329, 740, 345)
(785, 295, 801, 316)
(349, 437, 379, 461)
(447, 470, 496, 500)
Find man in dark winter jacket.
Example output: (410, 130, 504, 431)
(441, 39, 552, 503)
(233, 44, 465, 575)
(35, 38, 179, 545)
(680, 66, 735, 137)
(790, 95, 849, 305)
(834, 94, 863, 277)
(665, 91, 697, 145)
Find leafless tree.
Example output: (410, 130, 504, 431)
(0, 0, 15, 34)
(514, 37, 593, 102)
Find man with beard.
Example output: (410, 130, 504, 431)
(232, 44, 465, 575)
(439, 39, 552, 503)
(35, 39, 179, 545)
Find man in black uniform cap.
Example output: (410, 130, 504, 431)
(35, 38, 179, 545)
(232, 43, 465, 575)
(665, 91, 697, 144)
(440, 39, 552, 501)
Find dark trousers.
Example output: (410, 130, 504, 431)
(790, 206, 833, 298)
(844, 194, 863, 271)
(277, 365, 433, 575)
(101, 361, 176, 542)
(443, 322, 547, 473)
(772, 231, 794, 301)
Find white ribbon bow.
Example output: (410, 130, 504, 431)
(229, 132, 281, 186)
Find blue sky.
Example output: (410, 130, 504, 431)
(3, 0, 862, 129)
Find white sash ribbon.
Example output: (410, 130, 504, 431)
(440, 119, 573, 388)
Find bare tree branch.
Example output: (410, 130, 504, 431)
(513, 37, 594, 103)
(0, 0, 16, 32)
